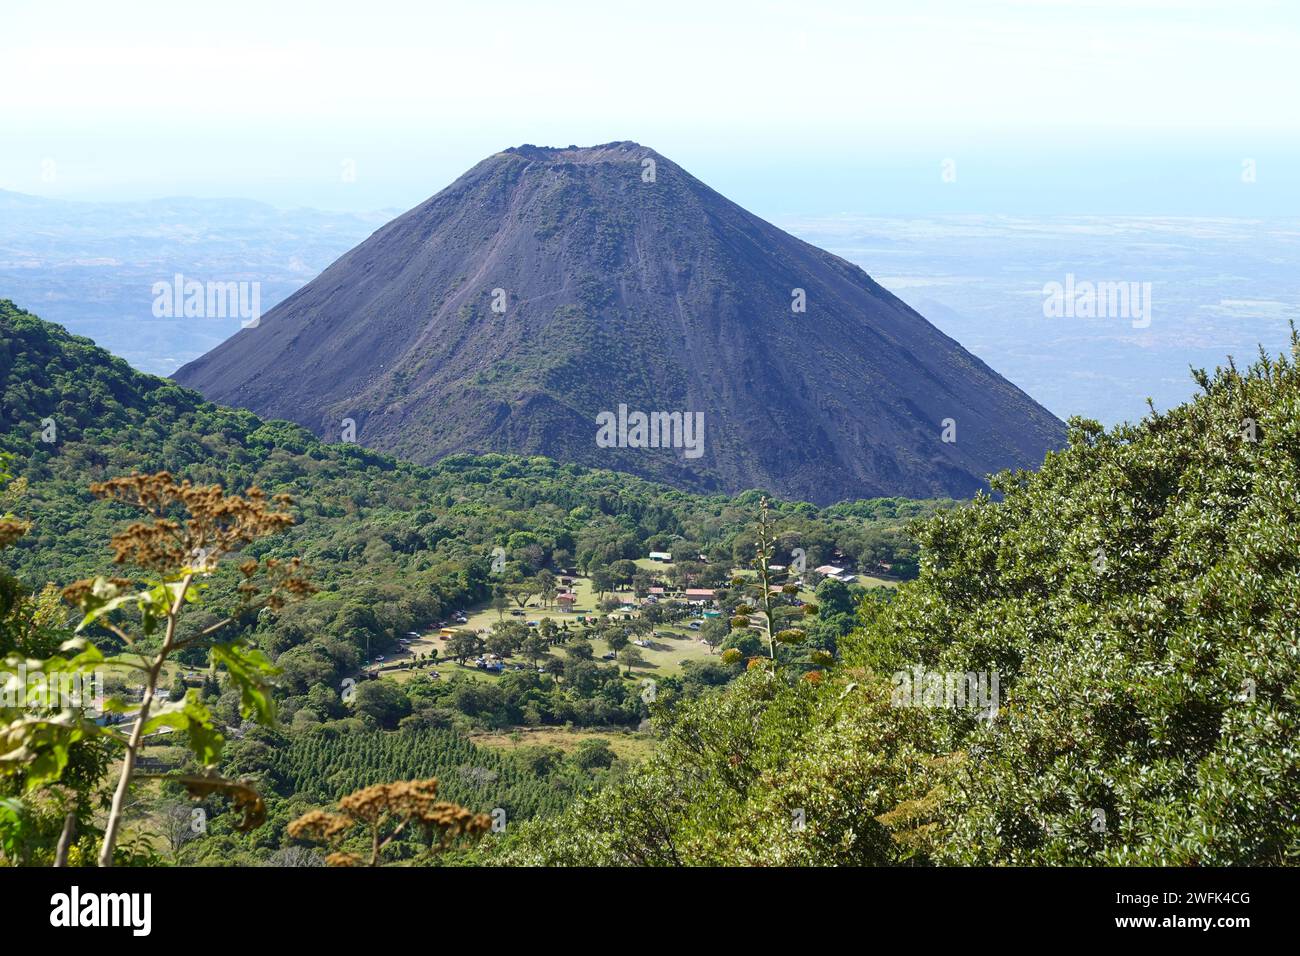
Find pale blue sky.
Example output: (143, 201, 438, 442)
(2, 0, 1298, 215)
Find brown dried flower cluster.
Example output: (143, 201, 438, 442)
(238, 556, 315, 610)
(288, 777, 492, 866)
(89, 472, 295, 572)
(287, 809, 354, 842)
(59, 576, 133, 607)
(0, 517, 28, 549)
(59, 472, 315, 618)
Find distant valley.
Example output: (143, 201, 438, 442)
(3, 191, 1295, 429)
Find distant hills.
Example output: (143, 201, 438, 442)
(172, 142, 1064, 504)
(0, 189, 387, 375)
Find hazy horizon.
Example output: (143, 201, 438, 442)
(4, 0, 1299, 215)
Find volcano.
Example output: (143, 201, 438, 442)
(173, 142, 1064, 504)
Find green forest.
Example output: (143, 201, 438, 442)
(1, 299, 1296, 866)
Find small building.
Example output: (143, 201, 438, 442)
(814, 565, 857, 584)
(557, 592, 577, 609)
(648, 551, 672, 562)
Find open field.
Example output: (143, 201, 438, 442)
(370, 569, 719, 684)
(469, 726, 657, 761)
(370, 556, 898, 688)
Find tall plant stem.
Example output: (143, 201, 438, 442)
(98, 573, 191, 866)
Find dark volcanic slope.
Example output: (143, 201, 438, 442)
(174, 142, 1065, 504)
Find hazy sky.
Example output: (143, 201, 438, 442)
(3, 0, 1298, 215)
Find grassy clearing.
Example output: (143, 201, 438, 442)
(371, 570, 720, 684)
(469, 726, 656, 761)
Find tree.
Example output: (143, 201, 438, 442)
(352, 680, 412, 728)
(813, 577, 855, 618)
(617, 646, 645, 676)
(520, 543, 546, 572)
(667, 560, 703, 588)
(485, 630, 517, 659)
(571, 739, 616, 771)
(168, 672, 188, 702)
(669, 541, 701, 564)
(590, 567, 614, 601)
(605, 629, 630, 659)
(444, 630, 483, 664)
(156, 800, 201, 862)
(641, 602, 668, 625)
(699, 617, 729, 653)
(536, 569, 557, 608)
(610, 560, 638, 589)
(42, 473, 312, 866)
(521, 633, 549, 667)
(538, 618, 558, 644)
(566, 640, 594, 661)
(509, 581, 538, 609)
(267, 845, 324, 867)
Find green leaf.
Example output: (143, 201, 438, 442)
(0, 797, 25, 858)
(211, 642, 278, 726)
(141, 692, 223, 766)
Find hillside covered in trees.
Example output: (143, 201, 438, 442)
(0, 299, 934, 703)
(0, 301, 934, 864)
(1, 300, 1296, 866)
(497, 336, 1300, 865)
